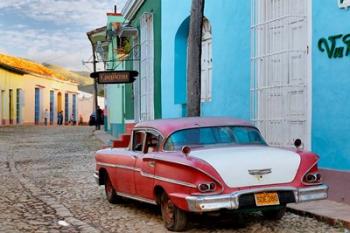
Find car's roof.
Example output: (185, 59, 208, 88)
(135, 117, 254, 137)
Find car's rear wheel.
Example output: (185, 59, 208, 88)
(104, 174, 122, 204)
(262, 206, 286, 220)
(160, 192, 187, 232)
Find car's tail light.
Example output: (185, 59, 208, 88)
(303, 163, 322, 185)
(198, 182, 216, 192)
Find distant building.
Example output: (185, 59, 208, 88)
(0, 53, 78, 125)
(77, 91, 104, 124)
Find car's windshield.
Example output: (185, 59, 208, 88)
(164, 126, 267, 151)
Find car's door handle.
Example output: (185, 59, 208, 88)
(148, 161, 156, 168)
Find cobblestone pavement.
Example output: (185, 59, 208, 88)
(0, 126, 345, 233)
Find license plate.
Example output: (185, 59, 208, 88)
(254, 192, 280, 206)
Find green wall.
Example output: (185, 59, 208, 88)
(129, 0, 162, 119)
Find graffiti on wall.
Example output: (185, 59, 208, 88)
(338, 0, 350, 9)
(318, 34, 350, 58)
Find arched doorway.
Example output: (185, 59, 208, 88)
(57, 92, 62, 112)
(174, 17, 212, 116)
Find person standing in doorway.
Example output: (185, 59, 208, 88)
(96, 106, 102, 130)
(44, 109, 49, 126)
(57, 111, 63, 125)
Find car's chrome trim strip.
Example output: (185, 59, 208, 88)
(140, 171, 197, 188)
(116, 192, 157, 205)
(97, 162, 197, 188)
(97, 162, 136, 171)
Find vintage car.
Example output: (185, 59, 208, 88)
(94, 117, 328, 231)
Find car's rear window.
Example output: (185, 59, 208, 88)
(163, 126, 266, 151)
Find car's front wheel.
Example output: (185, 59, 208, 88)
(160, 192, 188, 231)
(262, 206, 286, 220)
(104, 174, 122, 204)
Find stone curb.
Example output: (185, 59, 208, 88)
(287, 207, 350, 230)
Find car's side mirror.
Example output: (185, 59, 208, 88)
(294, 139, 303, 150)
(181, 146, 191, 157)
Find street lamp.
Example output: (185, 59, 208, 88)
(87, 32, 100, 130)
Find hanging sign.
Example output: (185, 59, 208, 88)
(90, 70, 138, 84)
(339, 0, 350, 9)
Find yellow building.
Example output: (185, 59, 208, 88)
(0, 53, 78, 125)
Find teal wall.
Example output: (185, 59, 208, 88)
(105, 14, 127, 137)
(312, 0, 350, 170)
(161, 0, 250, 120)
(129, 0, 162, 119)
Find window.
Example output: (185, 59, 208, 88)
(132, 131, 146, 152)
(201, 18, 212, 102)
(164, 126, 266, 151)
(144, 132, 161, 153)
(132, 130, 162, 153)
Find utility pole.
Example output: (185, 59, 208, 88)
(187, 0, 205, 117)
(87, 36, 100, 130)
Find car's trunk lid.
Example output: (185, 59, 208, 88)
(190, 146, 300, 188)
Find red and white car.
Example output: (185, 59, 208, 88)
(94, 117, 328, 231)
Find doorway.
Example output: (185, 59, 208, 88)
(9, 89, 13, 124)
(50, 90, 54, 124)
(140, 12, 154, 121)
(34, 88, 40, 124)
(0, 90, 4, 125)
(251, 0, 311, 148)
(57, 92, 62, 112)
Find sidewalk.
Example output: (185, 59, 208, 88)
(93, 129, 116, 146)
(93, 129, 350, 230)
(288, 200, 350, 230)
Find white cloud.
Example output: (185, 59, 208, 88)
(0, 26, 91, 70)
(0, 0, 128, 71)
(0, 0, 127, 29)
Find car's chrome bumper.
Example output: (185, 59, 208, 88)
(186, 184, 328, 212)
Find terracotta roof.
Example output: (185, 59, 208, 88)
(0, 53, 75, 83)
(136, 117, 253, 137)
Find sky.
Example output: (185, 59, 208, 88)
(0, 0, 127, 71)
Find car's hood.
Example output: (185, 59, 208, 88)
(190, 146, 301, 188)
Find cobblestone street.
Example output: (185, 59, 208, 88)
(0, 126, 344, 233)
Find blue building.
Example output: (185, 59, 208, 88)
(158, 0, 350, 203)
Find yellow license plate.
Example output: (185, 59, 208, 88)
(254, 192, 280, 206)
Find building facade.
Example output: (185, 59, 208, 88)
(77, 91, 104, 124)
(0, 53, 78, 125)
(122, 0, 162, 123)
(118, 0, 350, 203)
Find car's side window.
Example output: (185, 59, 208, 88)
(144, 132, 162, 154)
(132, 131, 146, 152)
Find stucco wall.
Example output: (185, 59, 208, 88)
(312, 0, 350, 170)
(161, 0, 250, 120)
(0, 67, 78, 125)
(129, 0, 162, 119)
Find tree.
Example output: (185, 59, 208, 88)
(187, 0, 205, 117)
